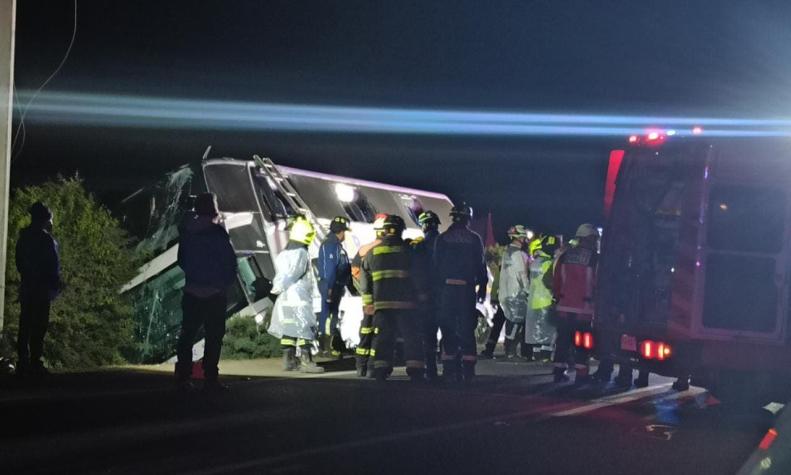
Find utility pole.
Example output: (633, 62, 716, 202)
(0, 0, 16, 331)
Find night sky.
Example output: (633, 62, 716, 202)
(10, 0, 791, 237)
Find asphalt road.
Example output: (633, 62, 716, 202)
(0, 360, 776, 475)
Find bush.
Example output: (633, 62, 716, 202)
(1, 177, 140, 368)
(221, 314, 282, 360)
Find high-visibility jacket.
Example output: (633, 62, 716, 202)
(553, 244, 597, 317)
(528, 253, 554, 310)
(360, 236, 424, 312)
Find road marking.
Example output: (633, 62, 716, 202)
(549, 383, 673, 417)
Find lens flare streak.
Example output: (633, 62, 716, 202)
(16, 90, 791, 138)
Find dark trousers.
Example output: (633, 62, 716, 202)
(17, 289, 52, 368)
(438, 285, 478, 368)
(423, 306, 439, 365)
(318, 283, 343, 336)
(373, 310, 423, 371)
(356, 313, 377, 371)
(552, 312, 591, 368)
(483, 306, 506, 354)
(176, 292, 227, 381)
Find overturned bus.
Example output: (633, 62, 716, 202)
(594, 133, 791, 401)
(121, 153, 454, 363)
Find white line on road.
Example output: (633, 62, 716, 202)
(549, 383, 673, 417)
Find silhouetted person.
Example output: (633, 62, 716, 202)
(176, 193, 237, 392)
(16, 202, 60, 377)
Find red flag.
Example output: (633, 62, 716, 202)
(485, 211, 496, 247)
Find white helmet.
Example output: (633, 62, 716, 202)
(575, 223, 600, 239)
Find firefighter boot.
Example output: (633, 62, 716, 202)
(425, 353, 438, 381)
(553, 366, 570, 383)
(504, 338, 515, 359)
(282, 347, 298, 372)
(462, 360, 476, 384)
(406, 367, 425, 384)
(672, 376, 690, 391)
(574, 364, 591, 384)
(634, 370, 650, 388)
(374, 366, 389, 383)
(441, 359, 459, 383)
(613, 366, 633, 387)
(355, 357, 367, 377)
(367, 360, 377, 379)
(298, 350, 325, 374)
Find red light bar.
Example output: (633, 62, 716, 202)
(583, 332, 594, 350)
(759, 428, 778, 450)
(574, 331, 582, 347)
(628, 135, 638, 143)
(641, 340, 672, 360)
(641, 340, 655, 359)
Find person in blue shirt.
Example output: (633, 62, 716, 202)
(317, 216, 352, 356)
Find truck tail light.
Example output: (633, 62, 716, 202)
(641, 340, 672, 360)
(759, 428, 779, 450)
(574, 331, 594, 350)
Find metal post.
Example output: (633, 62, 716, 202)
(0, 0, 16, 331)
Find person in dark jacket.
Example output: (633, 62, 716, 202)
(433, 204, 488, 383)
(413, 210, 442, 380)
(317, 216, 352, 356)
(176, 193, 238, 391)
(15, 202, 61, 377)
(359, 215, 426, 382)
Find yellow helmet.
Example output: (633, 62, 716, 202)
(289, 216, 316, 245)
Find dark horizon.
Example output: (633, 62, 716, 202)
(10, 0, 791, 236)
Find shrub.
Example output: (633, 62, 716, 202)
(221, 314, 282, 360)
(2, 177, 140, 368)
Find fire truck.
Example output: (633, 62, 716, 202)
(593, 131, 791, 401)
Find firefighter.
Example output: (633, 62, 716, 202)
(552, 223, 599, 383)
(413, 210, 442, 380)
(525, 235, 559, 361)
(350, 213, 388, 377)
(268, 216, 324, 373)
(433, 204, 488, 383)
(317, 216, 352, 357)
(359, 215, 426, 382)
(499, 225, 531, 360)
(479, 247, 504, 359)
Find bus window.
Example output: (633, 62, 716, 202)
(252, 171, 296, 220)
(707, 185, 786, 254)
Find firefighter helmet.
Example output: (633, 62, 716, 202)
(383, 214, 406, 235)
(449, 203, 473, 223)
(330, 216, 351, 233)
(575, 223, 600, 239)
(289, 216, 316, 245)
(507, 224, 528, 240)
(418, 210, 441, 227)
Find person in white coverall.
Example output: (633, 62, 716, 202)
(499, 225, 532, 359)
(267, 216, 324, 373)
